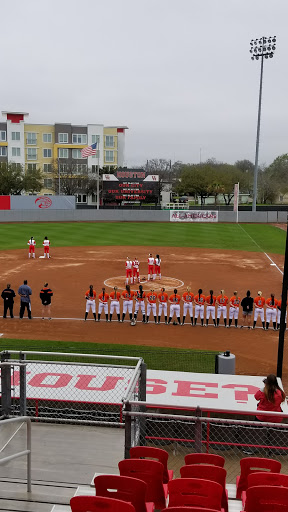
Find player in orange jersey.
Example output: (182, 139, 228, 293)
(98, 287, 110, 322)
(132, 257, 140, 284)
(146, 289, 158, 323)
(194, 288, 206, 326)
(158, 287, 168, 324)
(109, 286, 121, 322)
(85, 285, 97, 321)
(265, 293, 278, 330)
(216, 290, 229, 327)
(125, 257, 133, 285)
(228, 291, 241, 328)
(121, 284, 134, 322)
(182, 287, 194, 325)
(134, 285, 146, 323)
(253, 291, 266, 329)
(277, 299, 287, 330)
(168, 289, 181, 325)
(205, 290, 216, 327)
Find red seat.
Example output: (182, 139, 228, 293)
(70, 495, 135, 512)
(163, 508, 219, 512)
(245, 485, 288, 512)
(236, 457, 281, 499)
(242, 472, 288, 509)
(130, 446, 173, 483)
(118, 458, 168, 510)
(168, 478, 223, 511)
(184, 454, 225, 468)
(94, 475, 154, 512)
(180, 464, 228, 512)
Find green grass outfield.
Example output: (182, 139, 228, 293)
(0, 338, 217, 373)
(0, 222, 285, 254)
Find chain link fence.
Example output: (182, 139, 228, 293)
(0, 351, 146, 426)
(123, 402, 288, 483)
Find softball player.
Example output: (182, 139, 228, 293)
(154, 254, 161, 280)
(205, 290, 216, 327)
(228, 291, 241, 328)
(109, 286, 121, 322)
(265, 293, 278, 330)
(147, 254, 154, 280)
(216, 290, 229, 327)
(168, 289, 181, 325)
(121, 285, 134, 322)
(158, 287, 168, 324)
(125, 257, 133, 285)
(277, 299, 287, 330)
(27, 237, 36, 258)
(85, 285, 96, 321)
(43, 237, 50, 258)
(194, 288, 206, 326)
(134, 285, 146, 323)
(253, 291, 266, 329)
(182, 287, 194, 325)
(132, 257, 140, 284)
(146, 289, 158, 323)
(98, 287, 110, 321)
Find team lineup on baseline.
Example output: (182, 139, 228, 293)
(1, 242, 286, 330)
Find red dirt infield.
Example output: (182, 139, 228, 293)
(0, 246, 287, 386)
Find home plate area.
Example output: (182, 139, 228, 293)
(104, 276, 184, 291)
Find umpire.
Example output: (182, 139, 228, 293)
(18, 280, 32, 319)
(1, 284, 16, 318)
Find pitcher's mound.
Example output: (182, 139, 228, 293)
(104, 276, 184, 291)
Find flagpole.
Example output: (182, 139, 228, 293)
(236, 181, 239, 224)
(97, 139, 100, 210)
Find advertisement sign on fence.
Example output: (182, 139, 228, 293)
(3, 195, 77, 210)
(170, 210, 218, 222)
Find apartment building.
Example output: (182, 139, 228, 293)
(0, 112, 128, 204)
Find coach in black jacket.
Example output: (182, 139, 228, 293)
(1, 284, 16, 318)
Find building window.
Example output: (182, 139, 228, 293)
(91, 193, 96, 203)
(43, 149, 52, 158)
(105, 135, 114, 147)
(72, 149, 82, 159)
(26, 132, 37, 145)
(27, 148, 37, 160)
(0, 131, 6, 141)
(44, 178, 53, 189)
(0, 147, 7, 156)
(105, 151, 114, 163)
(43, 133, 52, 143)
(43, 163, 52, 173)
(12, 132, 20, 141)
(92, 134, 100, 145)
(12, 147, 21, 157)
(76, 194, 87, 203)
(76, 164, 87, 173)
(27, 163, 37, 171)
(59, 163, 67, 173)
(72, 134, 87, 144)
(58, 148, 68, 158)
(58, 133, 68, 143)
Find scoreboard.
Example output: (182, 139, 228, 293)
(102, 169, 160, 205)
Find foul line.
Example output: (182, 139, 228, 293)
(238, 224, 283, 276)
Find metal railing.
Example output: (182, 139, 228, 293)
(0, 417, 31, 492)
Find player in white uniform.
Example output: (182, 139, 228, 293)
(154, 254, 161, 280)
(125, 257, 133, 285)
(147, 254, 154, 281)
(132, 258, 140, 283)
(27, 237, 36, 258)
(43, 237, 50, 258)
(109, 286, 121, 322)
(146, 289, 158, 323)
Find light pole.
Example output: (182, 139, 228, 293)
(250, 36, 276, 212)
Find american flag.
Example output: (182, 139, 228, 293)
(81, 142, 97, 158)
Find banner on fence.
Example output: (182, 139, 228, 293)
(0, 195, 76, 210)
(170, 210, 218, 222)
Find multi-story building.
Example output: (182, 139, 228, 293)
(0, 112, 128, 205)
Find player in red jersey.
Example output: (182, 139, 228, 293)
(125, 257, 133, 285)
(182, 287, 194, 325)
(205, 290, 216, 327)
(194, 288, 206, 326)
(134, 285, 146, 323)
(132, 257, 140, 284)
(216, 290, 229, 327)
(253, 291, 266, 330)
(98, 287, 110, 322)
(109, 286, 121, 322)
(265, 293, 278, 330)
(27, 236, 36, 259)
(158, 287, 168, 324)
(168, 289, 181, 325)
(228, 291, 241, 328)
(154, 254, 161, 280)
(147, 253, 154, 280)
(121, 285, 134, 322)
(146, 289, 158, 323)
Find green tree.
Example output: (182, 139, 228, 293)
(267, 154, 288, 195)
(0, 162, 42, 195)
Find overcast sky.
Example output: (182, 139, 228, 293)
(1, 0, 288, 167)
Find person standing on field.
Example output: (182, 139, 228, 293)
(121, 285, 134, 322)
(228, 291, 241, 328)
(132, 257, 140, 284)
(147, 253, 154, 281)
(154, 254, 161, 280)
(98, 287, 110, 322)
(182, 286, 194, 325)
(205, 290, 216, 327)
(40, 283, 53, 320)
(43, 237, 50, 258)
(18, 280, 32, 319)
(265, 293, 278, 330)
(194, 288, 206, 326)
(168, 289, 181, 325)
(125, 257, 133, 285)
(158, 287, 168, 324)
(1, 284, 16, 319)
(85, 285, 96, 321)
(134, 285, 146, 323)
(109, 286, 121, 322)
(146, 289, 158, 324)
(240, 290, 254, 329)
(216, 289, 229, 327)
(27, 237, 36, 259)
(253, 291, 266, 330)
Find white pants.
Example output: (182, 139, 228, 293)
(194, 304, 204, 320)
(254, 307, 264, 322)
(266, 308, 277, 323)
(98, 302, 108, 314)
(135, 301, 145, 315)
(183, 303, 193, 317)
(158, 302, 167, 317)
(277, 310, 287, 323)
(217, 305, 227, 319)
(110, 300, 120, 314)
(229, 307, 239, 320)
(123, 300, 133, 314)
(170, 304, 180, 318)
(206, 305, 215, 320)
(147, 303, 157, 316)
(86, 299, 95, 313)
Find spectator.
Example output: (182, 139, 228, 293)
(240, 290, 253, 329)
(18, 280, 32, 319)
(255, 374, 286, 422)
(1, 284, 16, 319)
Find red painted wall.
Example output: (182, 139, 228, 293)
(0, 196, 11, 210)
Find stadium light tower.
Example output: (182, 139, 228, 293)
(250, 36, 276, 212)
